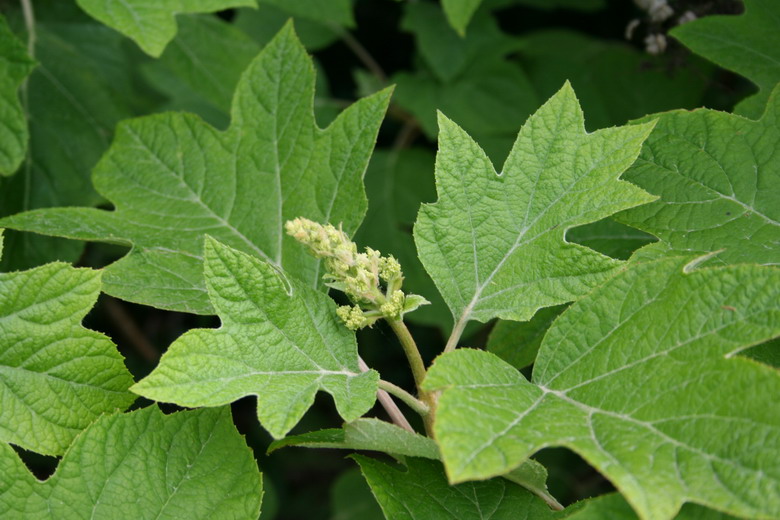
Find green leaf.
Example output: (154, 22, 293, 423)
(269, 418, 439, 459)
(354, 456, 555, 520)
(1, 24, 391, 314)
(132, 238, 378, 439)
(487, 305, 566, 370)
(671, 0, 780, 118)
(0, 18, 147, 270)
(258, 0, 354, 27)
(0, 14, 35, 176)
(617, 84, 780, 266)
(424, 257, 780, 519)
(0, 230, 134, 456)
(0, 406, 263, 518)
(441, 0, 482, 36)
(75, 0, 257, 57)
(414, 83, 655, 332)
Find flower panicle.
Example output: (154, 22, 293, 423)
(286, 217, 428, 330)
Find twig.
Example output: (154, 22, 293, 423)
(103, 297, 159, 363)
(359, 357, 414, 432)
(378, 379, 429, 417)
(444, 312, 469, 353)
(20, 0, 36, 58)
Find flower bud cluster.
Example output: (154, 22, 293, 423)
(286, 217, 424, 330)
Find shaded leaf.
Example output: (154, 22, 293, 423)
(518, 29, 712, 132)
(617, 84, 780, 266)
(355, 456, 554, 520)
(567, 218, 655, 261)
(258, 0, 353, 27)
(424, 257, 780, 519)
(0, 19, 148, 270)
(132, 238, 378, 439)
(487, 305, 566, 370)
(2, 24, 391, 314)
(671, 0, 780, 118)
(75, 0, 256, 57)
(0, 14, 35, 176)
(0, 406, 263, 519)
(414, 83, 655, 334)
(331, 468, 384, 520)
(0, 230, 134, 456)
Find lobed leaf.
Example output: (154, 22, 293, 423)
(1, 24, 391, 314)
(75, 0, 256, 57)
(617, 84, 780, 266)
(414, 83, 655, 333)
(132, 238, 378, 439)
(671, 0, 780, 118)
(0, 231, 134, 455)
(0, 14, 35, 176)
(0, 406, 262, 519)
(424, 257, 780, 519)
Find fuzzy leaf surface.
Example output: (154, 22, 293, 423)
(671, 0, 780, 118)
(424, 258, 780, 519)
(132, 238, 378, 439)
(0, 406, 262, 519)
(0, 15, 35, 176)
(1, 24, 390, 314)
(0, 231, 134, 455)
(75, 0, 256, 57)
(414, 83, 655, 329)
(617, 85, 780, 266)
(355, 456, 554, 520)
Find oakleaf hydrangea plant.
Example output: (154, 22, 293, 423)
(0, 1, 778, 519)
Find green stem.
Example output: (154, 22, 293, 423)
(384, 318, 437, 436)
(385, 318, 427, 390)
(21, 0, 36, 58)
(378, 379, 429, 417)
